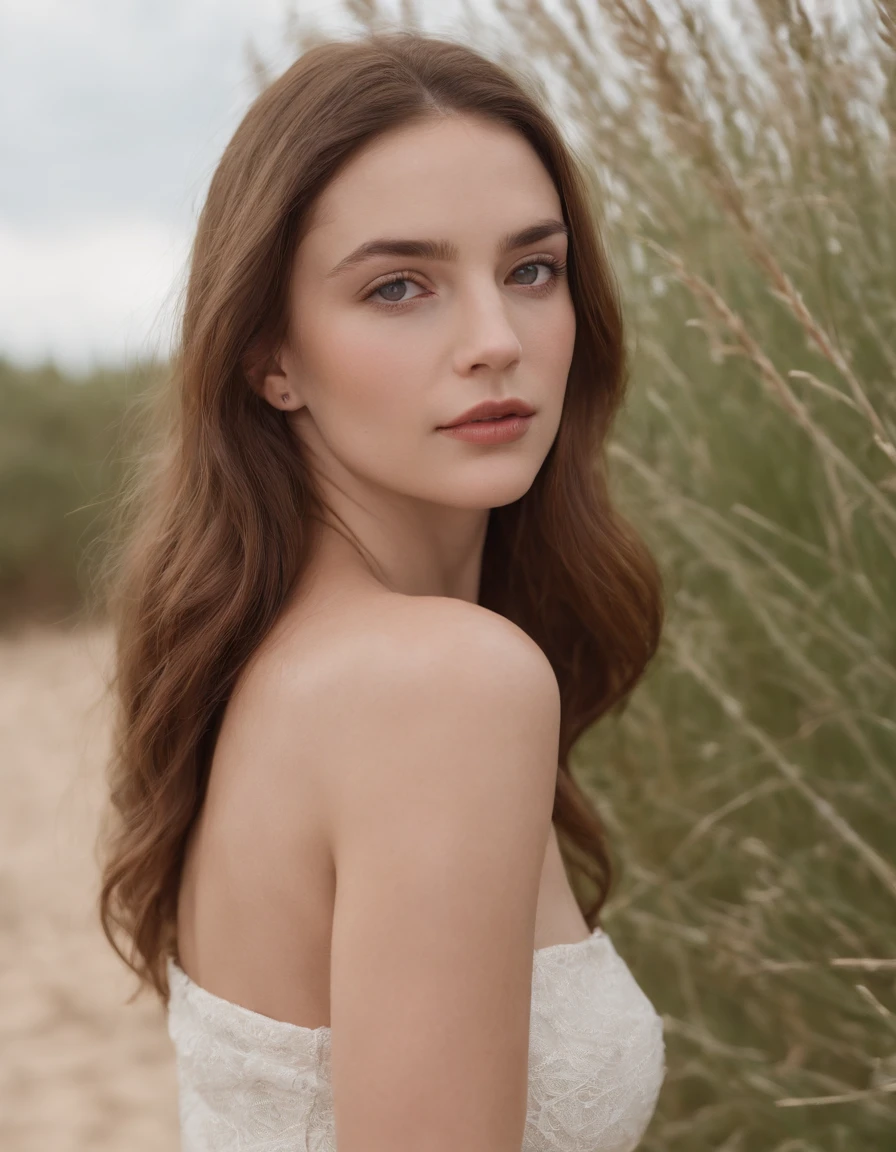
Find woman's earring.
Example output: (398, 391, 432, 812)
(280, 392, 290, 404)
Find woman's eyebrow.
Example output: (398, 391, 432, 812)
(325, 218, 569, 279)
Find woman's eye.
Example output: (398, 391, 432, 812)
(367, 276, 426, 305)
(363, 258, 565, 309)
(511, 261, 555, 287)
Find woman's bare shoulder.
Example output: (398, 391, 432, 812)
(257, 587, 556, 694)
(364, 591, 557, 684)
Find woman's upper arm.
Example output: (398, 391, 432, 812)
(322, 603, 561, 1152)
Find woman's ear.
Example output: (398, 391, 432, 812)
(244, 340, 301, 412)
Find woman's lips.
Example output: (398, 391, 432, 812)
(436, 414, 534, 444)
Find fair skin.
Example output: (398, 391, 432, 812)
(257, 111, 576, 603)
(176, 112, 589, 1152)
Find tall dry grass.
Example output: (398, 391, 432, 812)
(279, 2, 896, 1148)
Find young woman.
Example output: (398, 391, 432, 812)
(98, 29, 666, 1152)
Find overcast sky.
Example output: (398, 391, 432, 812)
(1, 0, 357, 372)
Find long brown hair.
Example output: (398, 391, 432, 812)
(96, 29, 664, 1005)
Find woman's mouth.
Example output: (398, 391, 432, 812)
(437, 413, 534, 444)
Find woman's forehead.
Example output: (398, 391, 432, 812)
(296, 123, 561, 273)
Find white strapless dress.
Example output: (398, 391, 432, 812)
(166, 925, 665, 1151)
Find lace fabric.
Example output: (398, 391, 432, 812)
(166, 926, 665, 1151)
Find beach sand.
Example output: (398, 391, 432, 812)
(0, 624, 179, 1150)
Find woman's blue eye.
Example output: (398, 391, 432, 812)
(373, 277, 425, 304)
(512, 263, 543, 286)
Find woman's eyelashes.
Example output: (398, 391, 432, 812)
(362, 256, 568, 311)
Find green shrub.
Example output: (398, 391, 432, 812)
(0, 357, 162, 628)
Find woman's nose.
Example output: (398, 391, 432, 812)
(454, 285, 523, 373)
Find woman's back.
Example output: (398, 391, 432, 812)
(175, 575, 593, 1032)
(171, 586, 664, 1151)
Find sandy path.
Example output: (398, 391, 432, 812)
(0, 624, 179, 1150)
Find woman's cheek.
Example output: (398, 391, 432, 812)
(357, 322, 431, 370)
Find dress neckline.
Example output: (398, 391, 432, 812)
(168, 926, 606, 1036)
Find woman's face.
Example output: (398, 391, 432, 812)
(265, 114, 576, 514)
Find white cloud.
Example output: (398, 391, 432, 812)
(0, 0, 346, 370)
(0, 217, 189, 371)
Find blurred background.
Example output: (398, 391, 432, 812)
(1, 0, 894, 1149)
